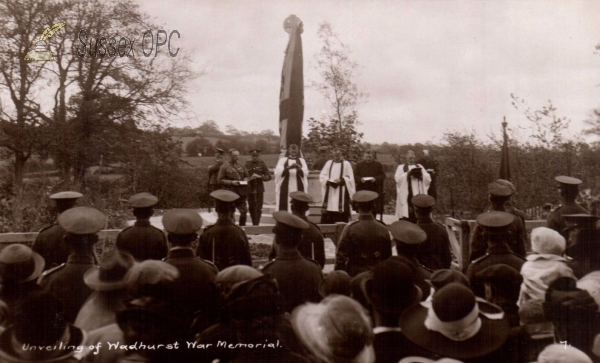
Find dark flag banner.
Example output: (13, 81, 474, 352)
(279, 15, 304, 154)
(499, 118, 511, 180)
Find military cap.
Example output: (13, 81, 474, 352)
(249, 149, 261, 155)
(58, 206, 106, 234)
(487, 181, 513, 197)
(290, 191, 314, 203)
(214, 148, 224, 154)
(562, 214, 600, 229)
(128, 192, 158, 208)
(412, 194, 436, 208)
(210, 189, 240, 202)
(475, 264, 523, 284)
(272, 211, 309, 230)
(318, 145, 329, 152)
(162, 209, 203, 234)
(389, 220, 427, 244)
(476, 211, 514, 229)
(352, 190, 378, 203)
(555, 175, 583, 185)
(50, 191, 83, 200)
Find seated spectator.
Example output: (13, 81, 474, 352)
(0, 292, 86, 362)
(292, 295, 375, 363)
(75, 250, 135, 331)
(518, 227, 575, 325)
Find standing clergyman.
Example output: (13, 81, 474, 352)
(394, 150, 431, 222)
(319, 148, 356, 224)
(274, 144, 309, 212)
(354, 149, 386, 217)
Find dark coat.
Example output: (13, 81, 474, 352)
(466, 243, 526, 298)
(261, 250, 323, 312)
(354, 160, 387, 215)
(163, 248, 219, 331)
(416, 217, 452, 270)
(334, 214, 392, 277)
(116, 220, 168, 261)
(546, 202, 590, 239)
(32, 223, 70, 269)
(208, 159, 224, 187)
(373, 329, 433, 363)
(244, 158, 271, 194)
(197, 218, 253, 271)
(269, 219, 326, 268)
(38, 254, 95, 323)
(218, 161, 249, 194)
(470, 209, 527, 261)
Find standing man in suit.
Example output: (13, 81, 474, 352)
(244, 149, 272, 225)
(354, 149, 386, 218)
(32, 191, 83, 269)
(218, 149, 250, 226)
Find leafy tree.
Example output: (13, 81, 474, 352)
(186, 137, 212, 156)
(304, 22, 366, 156)
(198, 120, 222, 135)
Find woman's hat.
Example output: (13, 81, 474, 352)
(0, 244, 45, 284)
(84, 250, 135, 291)
(400, 283, 509, 360)
(363, 259, 421, 314)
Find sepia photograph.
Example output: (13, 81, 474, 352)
(1, 0, 600, 362)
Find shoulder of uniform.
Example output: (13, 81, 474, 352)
(472, 254, 489, 264)
(376, 219, 387, 226)
(308, 221, 321, 229)
(303, 257, 321, 268)
(198, 258, 218, 271)
(203, 224, 216, 231)
(510, 251, 527, 260)
(345, 220, 360, 228)
(149, 225, 165, 233)
(119, 225, 134, 233)
(233, 224, 247, 234)
(38, 223, 58, 233)
(41, 263, 66, 277)
(261, 259, 276, 271)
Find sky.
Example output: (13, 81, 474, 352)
(139, 0, 600, 145)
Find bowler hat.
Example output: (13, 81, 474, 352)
(412, 194, 436, 208)
(58, 206, 106, 235)
(128, 192, 158, 208)
(273, 211, 309, 230)
(210, 189, 239, 202)
(84, 250, 135, 291)
(400, 283, 509, 360)
(0, 244, 45, 284)
(162, 209, 203, 234)
(389, 221, 427, 245)
(352, 190, 378, 203)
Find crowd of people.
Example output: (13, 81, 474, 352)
(0, 147, 599, 363)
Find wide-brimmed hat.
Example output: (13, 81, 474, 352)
(400, 283, 509, 360)
(84, 251, 135, 291)
(363, 259, 421, 314)
(0, 244, 45, 284)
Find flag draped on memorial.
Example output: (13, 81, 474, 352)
(279, 15, 304, 154)
(499, 117, 511, 180)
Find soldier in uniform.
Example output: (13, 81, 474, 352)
(162, 208, 219, 335)
(413, 194, 452, 270)
(547, 175, 589, 239)
(116, 192, 167, 261)
(335, 191, 392, 277)
(466, 211, 526, 299)
(218, 148, 250, 226)
(39, 206, 104, 323)
(269, 191, 326, 268)
(389, 220, 432, 300)
(197, 190, 252, 271)
(32, 191, 83, 269)
(207, 148, 225, 211)
(244, 149, 272, 225)
(354, 149, 387, 218)
(261, 211, 323, 312)
(469, 181, 527, 261)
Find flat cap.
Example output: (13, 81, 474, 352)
(412, 194, 435, 208)
(318, 145, 329, 152)
(475, 264, 523, 284)
(128, 192, 158, 208)
(249, 149, 261, 155)
(290, 191, 314, 203)
(476, 211, 514, 228)
(352, 190, 378, 203)
(555, 175, 583, 185)
(210, 189, 239, 202)
(496, 179, 516, 193)
(562, 214, 600, 229)
(162, 209, 203, 234)
(214, 148, 224, 154)
(272, 211, 309, 230)
(487, 181, 513, 197)
(58, 206, 106, 234)
(389, 220, 427, 244)
(50, 191, 83, 200)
